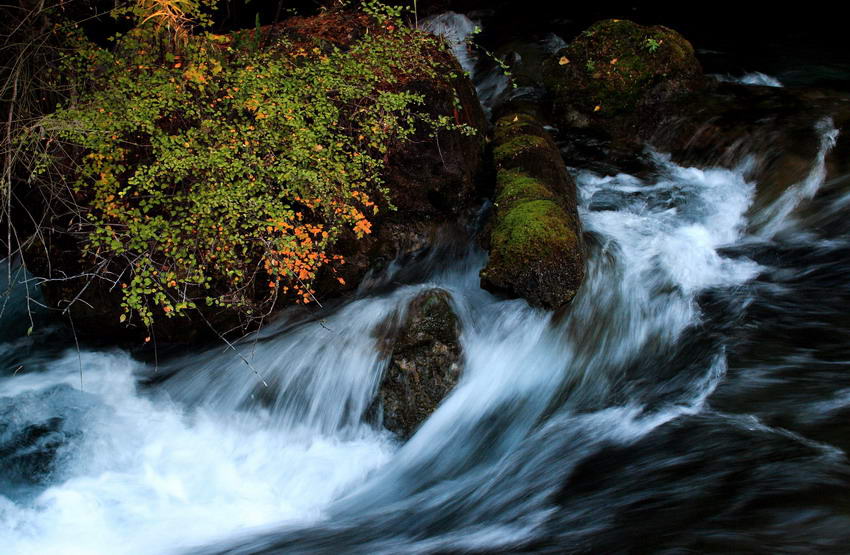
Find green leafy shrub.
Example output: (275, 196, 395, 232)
(32, 3, 473, 328)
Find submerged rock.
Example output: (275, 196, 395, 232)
(0, 384, 102, 499)
(372, 289, 462, 438)
(480, 108, 585, 309)
(544, 19, 703, 123)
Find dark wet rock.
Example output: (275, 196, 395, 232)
(480, 107, 585, 309)
(372, 288, 462, 438)
(559, 83, 850, 214)
(543, 19, 703, 123)
(0, 384, 103, 499)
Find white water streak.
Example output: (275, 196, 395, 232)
(753, 118, 839, 239)
(713, 72, 784, 87)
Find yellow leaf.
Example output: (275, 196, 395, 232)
(559, 56, 570, 65)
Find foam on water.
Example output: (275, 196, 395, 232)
(0, 350, 395, 555)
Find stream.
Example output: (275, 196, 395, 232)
(3, 11, 850, 555)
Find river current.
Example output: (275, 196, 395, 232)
(2, 13, 850, 555)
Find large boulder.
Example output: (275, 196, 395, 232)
(23, 10, 486, 348)
(480, 106, 585, 309)
(324, 35, 488, 294)
(543, 19, 704, 125)
(372, 288, 463, 438)
(540, 19, 850, 225)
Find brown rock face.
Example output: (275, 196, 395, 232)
(372, 288, 463, 438)
(325, 51, 488, 295)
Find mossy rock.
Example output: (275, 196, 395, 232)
(544, 19, 702, 120)
(495, 169, 557, 210)
(491, 111, 577, 200)
(22, 8, 485, 348)
(492, 112, 541, 142)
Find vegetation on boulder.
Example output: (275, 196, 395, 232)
(13, 1, 477, 337)
(544, 19, 702, 122)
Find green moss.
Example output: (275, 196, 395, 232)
(493, 134, 549, 164)
(493, 112, 539, 141)
(489, 132, 576, 270)
(546, 18, 700, 115)
(490, 199, 577, 266)
(495, 170, 555, 209)
(480, 108, 584, 308)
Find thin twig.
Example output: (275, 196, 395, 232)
(67, 311, 83, 391)
(196, 308, 269, 388)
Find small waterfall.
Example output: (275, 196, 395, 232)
(752, 117, 839, 239)
(421, 12, 480, 76)
(421, 11, 514, 115)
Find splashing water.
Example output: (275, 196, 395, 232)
(1, 144, 807, 553)
(3, 14, 850, 552)
(752, 117, 839, 239)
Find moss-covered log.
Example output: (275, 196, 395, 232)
(480, 108, 584, 309)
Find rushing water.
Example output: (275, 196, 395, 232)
(712, 71, 784, 87)
(4, 14, 850, 555)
